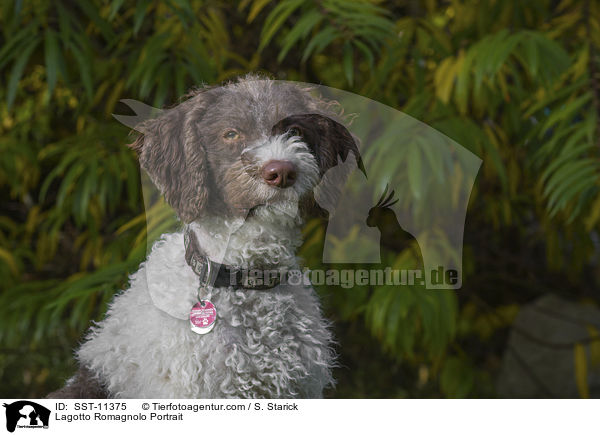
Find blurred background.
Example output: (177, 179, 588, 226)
(1, 0, 600, 398)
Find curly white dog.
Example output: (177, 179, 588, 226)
(48, 76, 362, 399)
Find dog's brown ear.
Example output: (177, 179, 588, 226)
(272, 113, 366, 219)
(314, 114, 366, 177)
(128, 103, 210, 223)
(271, 113, 365, 177)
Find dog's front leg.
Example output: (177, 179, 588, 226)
(46, 366, 108, 399)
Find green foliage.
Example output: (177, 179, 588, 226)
(1, 0, 600, 398)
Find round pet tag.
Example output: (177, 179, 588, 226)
(190, 300, 217, 334)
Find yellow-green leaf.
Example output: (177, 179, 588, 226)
(247, 0, 272, 22)
(586, 325, 600, 368)
(574, 343, 590, 398)
(0, 248, 19, 276)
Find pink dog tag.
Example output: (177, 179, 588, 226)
(190, 300, 217, 334)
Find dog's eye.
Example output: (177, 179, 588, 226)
(287, 127, 302, 137)
(223, 130, 240, 141)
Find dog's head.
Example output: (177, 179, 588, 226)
(130, 77, 362, 223)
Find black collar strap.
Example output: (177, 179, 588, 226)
(183, 227, 283, 290)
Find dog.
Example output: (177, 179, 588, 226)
(47, 76, 362, 399)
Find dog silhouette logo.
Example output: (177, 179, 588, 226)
(3, 401, 50, 432)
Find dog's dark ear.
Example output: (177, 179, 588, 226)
(271, 113, 365, 177)
(128, 104, 209, 223)
(313, 114, 366, 177)
(272, 113, 366, 219)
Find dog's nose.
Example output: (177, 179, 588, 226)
(261, 160, 297, 188)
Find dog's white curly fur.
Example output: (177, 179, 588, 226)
(76, 138, 335, 399)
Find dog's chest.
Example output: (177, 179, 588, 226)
(195, 288, 329, 398)
(77, 233, 333, 398)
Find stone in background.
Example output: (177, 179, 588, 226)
(497, 294, 600, 398)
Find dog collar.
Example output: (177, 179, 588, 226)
(183, 227, 283, 290)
